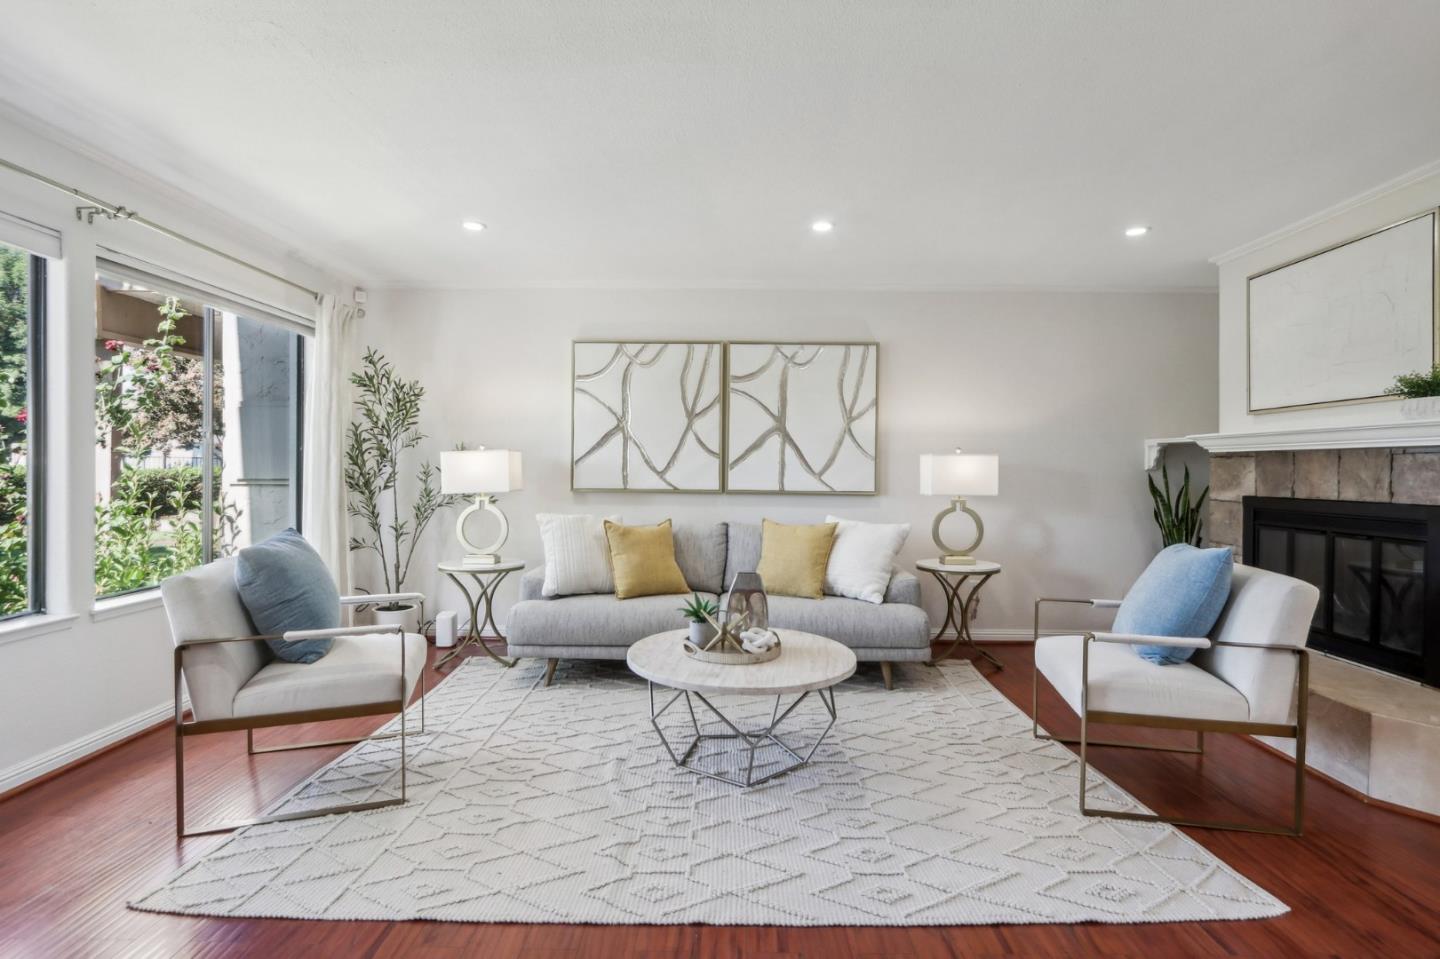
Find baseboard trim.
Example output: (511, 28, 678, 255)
(0, 697, 181, 800)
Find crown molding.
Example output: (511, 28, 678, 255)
(1210, 157, 1440, 267)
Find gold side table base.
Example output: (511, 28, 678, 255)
(437, 567, 518, 670)
(924, 567, 1002, 670)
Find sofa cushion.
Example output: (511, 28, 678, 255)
(726, 521, 762, 584)
(507, 592, 719, 648)
(1036, 634, 1250, 723)
(724, 592, 930, 652)
(162, 556, 269, 722)
(538, 513, 619, 597)
(234, 529, 340, 664)
(1194, 564, 1319, 726)
(232, 632, 426, 719)
(673, 522, 728, 594)
(606, 520, 690, 599)
(1114, 544, 1234, 665)
(757, 519, 838, 599)
(824, 515, 909, 604)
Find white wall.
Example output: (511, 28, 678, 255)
(0, 106, 351, 792)
(359, 288, 1218, 637)
(1216, 162, 1440, 436)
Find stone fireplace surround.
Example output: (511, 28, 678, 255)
(1203, 446, 1440, 818)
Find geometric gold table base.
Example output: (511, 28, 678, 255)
(922, 566, 1002, 670)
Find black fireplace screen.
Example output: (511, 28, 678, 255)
(1244, 497, 1440, 687)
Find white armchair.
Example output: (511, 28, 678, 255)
(1032, 563, 1319, 835)
(161, 556, 428, 838)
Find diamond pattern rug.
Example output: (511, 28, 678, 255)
(131, 657, 1286, 924)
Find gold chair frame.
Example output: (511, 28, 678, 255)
(1031, 597, 1309, 837)
(173, 622, 426, 838)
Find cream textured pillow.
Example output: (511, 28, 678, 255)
(604, 520, 690, 599)
(823, 516, 910, 604)
(538, 513, 620, 597)
(756, 519, 838, 599)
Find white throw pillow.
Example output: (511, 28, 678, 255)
(537, 513, 620, 597)
(823, 516, 910, 604)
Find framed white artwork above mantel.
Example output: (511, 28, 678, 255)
(1247, 208, 1439, 414)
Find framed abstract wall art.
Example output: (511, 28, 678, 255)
(571, 341, 724, 491)
(724, 342, 878, 494)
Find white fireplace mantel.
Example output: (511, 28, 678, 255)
(1143, 420, 1440, 469)
(1189, 420, 1440, 456)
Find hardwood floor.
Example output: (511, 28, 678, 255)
(2, 641, 1439, 958)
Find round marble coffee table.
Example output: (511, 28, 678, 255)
(627, 629, 856, 788)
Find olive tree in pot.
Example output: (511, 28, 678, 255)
(344, 348, 453, 633)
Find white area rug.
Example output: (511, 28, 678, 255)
(132, 657, 1286, 925)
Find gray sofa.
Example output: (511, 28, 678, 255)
(506, 522, 930, 687)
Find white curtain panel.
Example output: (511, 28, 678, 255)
(301, 293, 356, 594)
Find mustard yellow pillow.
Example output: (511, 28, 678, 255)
(604, 520, 690, 600)
(756, 519, 838, 599)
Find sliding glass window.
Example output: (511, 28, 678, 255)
(94, 272, 303, 598)
(0, 242, 44, 618)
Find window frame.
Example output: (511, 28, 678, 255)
(0, 251, 46, 621)
(92, 270, 306, 600)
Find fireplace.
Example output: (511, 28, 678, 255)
(1243, 497, 1440, 686)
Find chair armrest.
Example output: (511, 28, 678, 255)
(1088, 632, 1211, 650)
(175, 633, 281, 650)
(1032, 596, 1122, 642)
(1211, 640, 1308, 653)
(340, 592, 425, 606)
(884, 569, 921, 606)
(281, 623, 404, 641)
(518, 567, 549, 602)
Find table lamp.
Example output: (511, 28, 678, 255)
(919, 449, 998, 565)
(441, 448, 523, 567)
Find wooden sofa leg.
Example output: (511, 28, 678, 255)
(544, 659, 559, 686)
(880, 661, 894, 690)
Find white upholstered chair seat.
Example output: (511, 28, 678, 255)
(1034, 634, 1250, 723)
(231, 632, 426, 719)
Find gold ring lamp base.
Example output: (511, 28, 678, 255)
(933, 496, 984, 566)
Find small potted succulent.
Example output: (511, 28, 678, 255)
(678, 593, 720, 647)
(1385, 365, 1440, 420)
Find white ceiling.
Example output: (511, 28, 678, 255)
(2, 2, 1440, 291)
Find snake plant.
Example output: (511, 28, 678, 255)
(1147, 462, 1208, 547)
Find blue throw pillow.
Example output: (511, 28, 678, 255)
(234, 529, 340, 664)
(1114, 544, 1234, 665)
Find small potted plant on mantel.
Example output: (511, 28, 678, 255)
(1386, 364, 1440, 420)
(678, 593, 720, 647)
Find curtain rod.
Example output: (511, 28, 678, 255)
(0, 155, 322, 303)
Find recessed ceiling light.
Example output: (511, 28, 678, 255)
(461, 220, 487, 232)
(811, 219, 835, 234)
(1124, 225, 1150, 237)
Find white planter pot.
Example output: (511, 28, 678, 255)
(688, 620, 712, 647)
(1399, 396, 1440, 420)
(373, 603, 420, 635)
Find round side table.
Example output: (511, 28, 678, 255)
(436, 560, 525, 670)
(916, 558, 1003, 669)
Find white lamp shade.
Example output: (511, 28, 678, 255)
(920, 452, 998, 497)
(441, 449, 522, 495)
